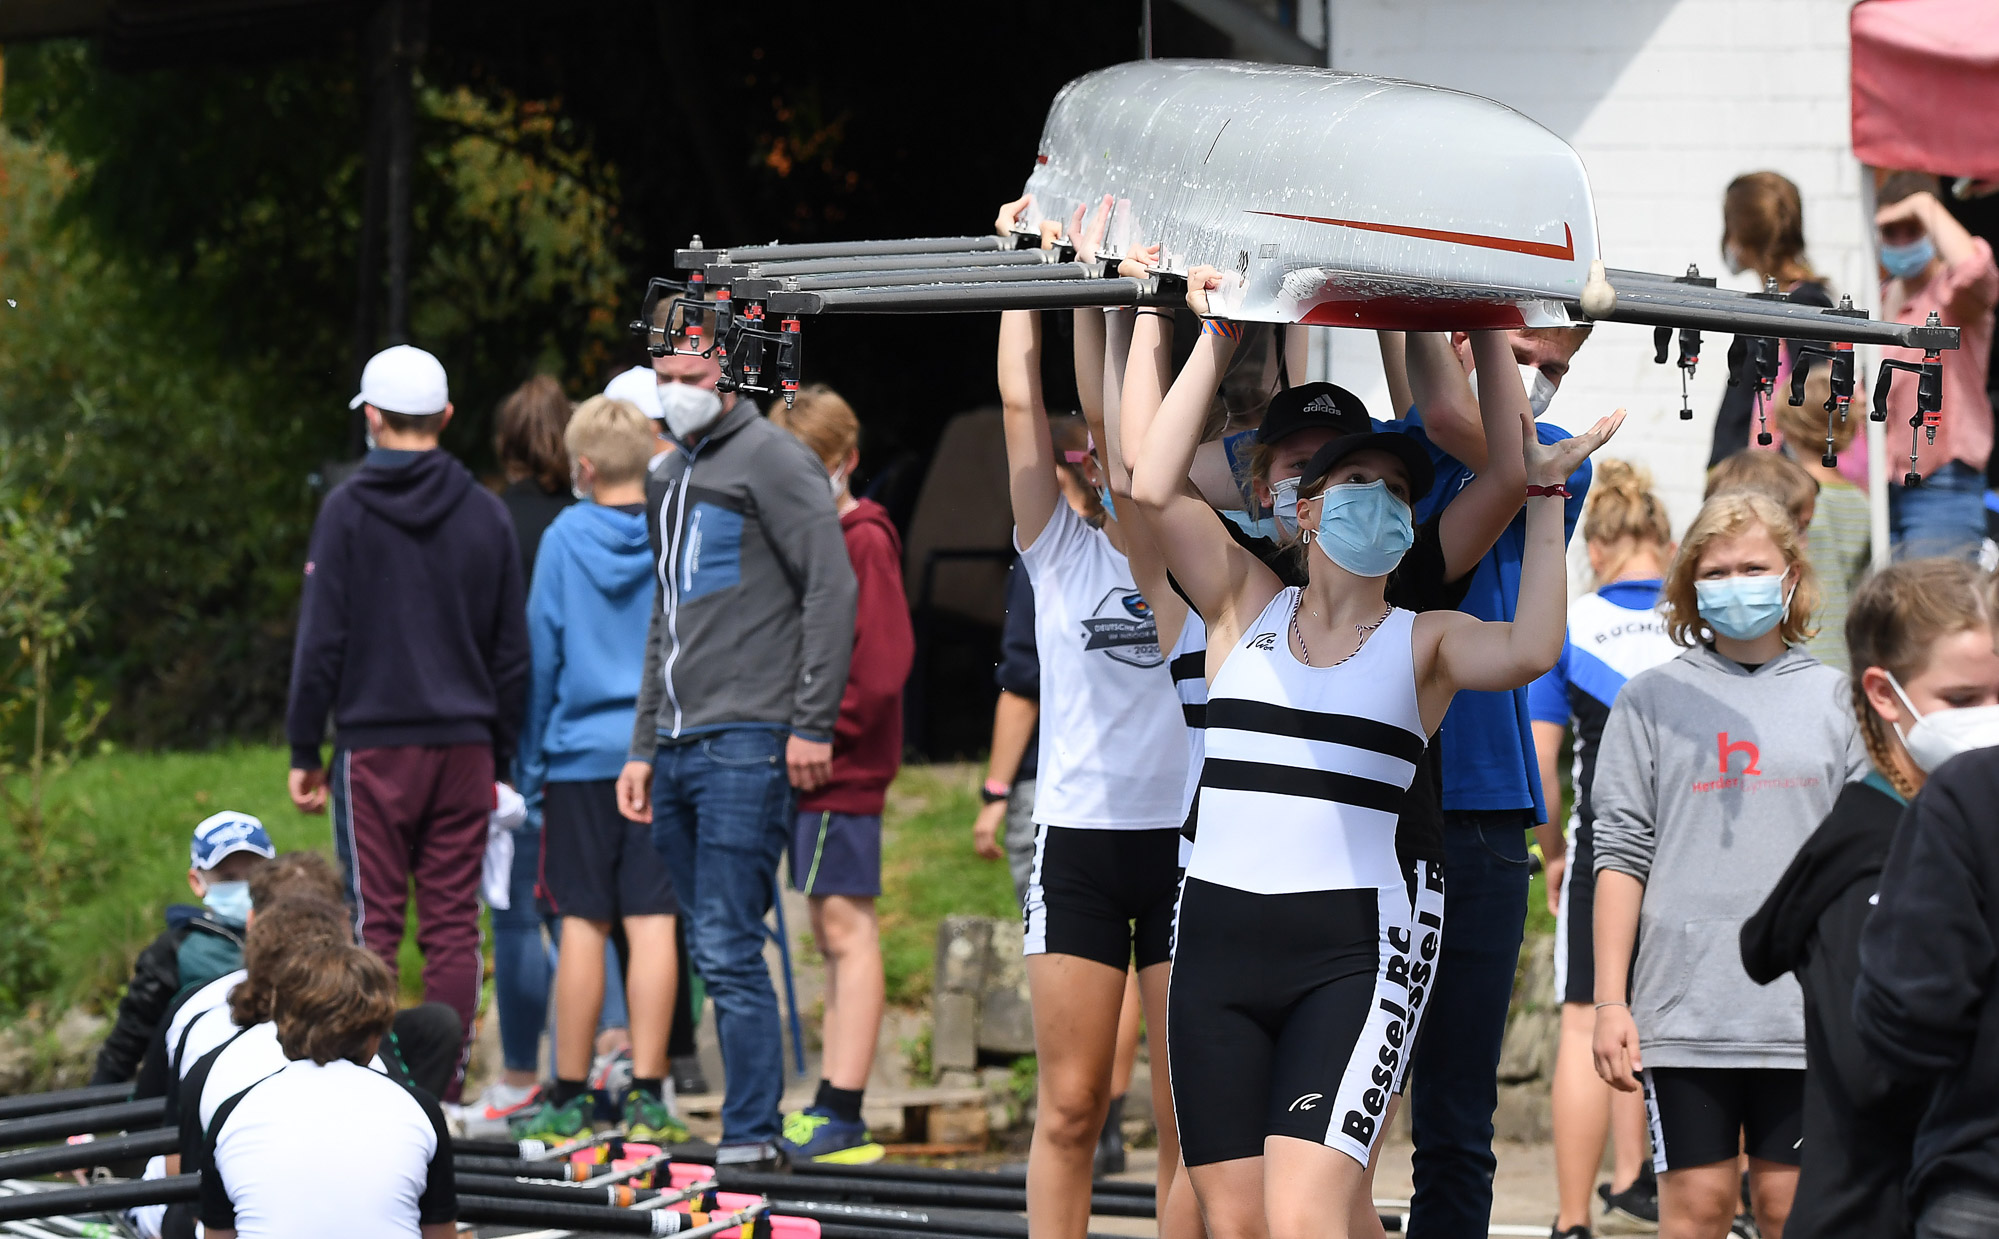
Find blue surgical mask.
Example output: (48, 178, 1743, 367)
(1310, 480, 1415, 578)
(1269, 476, 1301, 538)
(1098, 485, 1118, 521)
(1222, 508, 1277, 540)
(1694, 574, 1792, 641)
(201, 879, 252, 924)
(1880, 236, 1935, 280)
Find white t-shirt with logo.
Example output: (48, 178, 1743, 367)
(1016, 502, 1186, 831)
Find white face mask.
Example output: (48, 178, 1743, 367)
(659, 381, 725, 441)
(1724, 242, 1749, 276)
(1473, 361, 1557, 418)
(829, 465, 849, 500)
(1886, 671, 1999, 774)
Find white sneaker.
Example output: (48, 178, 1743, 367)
(461, 1080, 542, 1139)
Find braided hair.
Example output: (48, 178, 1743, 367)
(1845, 558, 1990, 799)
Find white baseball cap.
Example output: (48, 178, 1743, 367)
(605, 365, 666, 421)
(350, 344, 450, 415)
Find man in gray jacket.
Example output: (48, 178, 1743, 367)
(617, 332, 857, 1165)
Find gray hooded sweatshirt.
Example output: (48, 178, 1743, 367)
(1592, 643, 1866, 1070)
(629, 399, 857, 759)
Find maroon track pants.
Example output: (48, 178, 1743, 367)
(330, 743, 493, 1101)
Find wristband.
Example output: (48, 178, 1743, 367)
(1136, 309, 1173, 320)
(1201, 318, 1241, 339)
(1526, 483, 1572, 499)
(980, 780, 1012, 804)
(1594, 1000, 1628, 1010)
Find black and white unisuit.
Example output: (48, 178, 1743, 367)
(1169, 590, 1444, 1168)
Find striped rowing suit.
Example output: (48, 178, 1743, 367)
(1167, 588, 1444, 1168)
(1168, 611, 1209, 867)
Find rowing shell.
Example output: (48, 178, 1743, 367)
(1020, 59, 1595, 330)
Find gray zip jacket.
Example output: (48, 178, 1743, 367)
(629, 400, 857, 760)
(1592, 643, 1866, 1070)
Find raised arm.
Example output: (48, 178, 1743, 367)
(1421, 405, 1623, 707)
(1433, 331, 1529, 581)
(1130, 266, 1274, 649)
(1000, 307, 1063, 551)
(1407, 331, 1485, 469)
(1377, 331, 1413, 421)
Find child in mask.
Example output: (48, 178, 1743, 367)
(1591, 491, 1866, 1239)
(1743, 558, 1998, 1239)
(90, 812, 276, 1086)
(1130, 262, 1619, 1238)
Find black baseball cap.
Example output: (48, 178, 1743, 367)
(1300, 431, 1435, 504)
(1256, 382, 1372, 446)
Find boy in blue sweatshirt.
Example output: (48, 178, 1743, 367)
(510, 395, 687, 1146)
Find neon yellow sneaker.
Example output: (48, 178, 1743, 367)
(780, 1106, 885, 1164)
(621, 1086, 690, 1146)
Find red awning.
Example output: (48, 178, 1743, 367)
(1852, 0, 1999, 178)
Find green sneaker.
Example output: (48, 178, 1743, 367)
(621, 1086, 690, 1146)
(508, 1090, 598, 1144)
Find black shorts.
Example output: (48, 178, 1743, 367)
(1168, 860, 1445, 1168)
(1023, 825, 1181, 971)
(1643, 1066, 1804, 1172)
(539, 780, 679, 921)
(1555, 816, 1597, 1005)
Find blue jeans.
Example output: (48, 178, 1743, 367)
(1407, 812, 1532, 1239)
(491, 823, 556, 1074)
(1891, 459, 1988, 561)
(649, 728, 792, 1146)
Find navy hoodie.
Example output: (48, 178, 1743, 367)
(286, 449, 530, 771)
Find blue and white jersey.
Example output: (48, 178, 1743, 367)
(1527, 578, 1678, 833)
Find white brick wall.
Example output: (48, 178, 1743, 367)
(1312, 0, 1871, 538)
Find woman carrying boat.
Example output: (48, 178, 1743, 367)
(993, 199, 1193, 1239)
(1131, 264, 1618, 1239)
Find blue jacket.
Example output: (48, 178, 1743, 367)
(515, 503, 654, 813)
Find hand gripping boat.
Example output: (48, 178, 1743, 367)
(652, 60, 1958, 480)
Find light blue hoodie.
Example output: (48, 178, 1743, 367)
(515, 502, 654, 813)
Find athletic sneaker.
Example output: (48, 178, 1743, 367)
(508, 1090, 599, 1144)
(620, 1087, 690, 1146)
(590, 1048, 635, 1123)
(779, 1107, 885, 1165)
(1729, 1213, 1760, 1239)
(1599, 1172, 1660, 1229)
(714, 1140, 788, 1172)
(1551, 1226, 1591, 1239)
(461, 1080, 541, 1139)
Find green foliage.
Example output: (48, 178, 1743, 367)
(878, 765, 1019, 1007)
(0, 43, 629, 744)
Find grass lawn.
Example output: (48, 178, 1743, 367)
(877, 763, 1018, 1006)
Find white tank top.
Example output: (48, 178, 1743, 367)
(1018, 502, 1187, 831)
(1190, 588, 1425, 894)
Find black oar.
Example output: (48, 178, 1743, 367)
(716, 1169, 1154, 1218)
(0, 1084, 133, 1122)
(785, 1159, 1155, 1198)
(452, 1173, 651, 1207)
(453, 1153, 589, 1181)
(0, 1127, 178, 1178)
(0, 1174, 197, 1222)
(458, 1192, 758, 1236)
(0, 1099, 165, 1150)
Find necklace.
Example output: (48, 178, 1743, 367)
(1291, 592, 1392, 667)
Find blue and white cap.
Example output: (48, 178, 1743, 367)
(190, 811, 277, 871)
